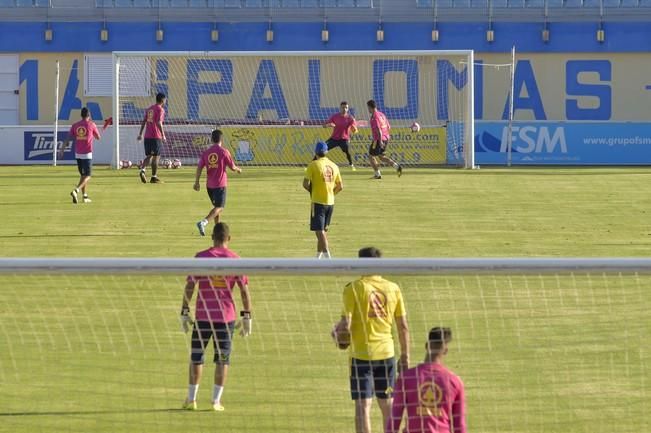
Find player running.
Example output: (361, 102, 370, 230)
(323, 101, 358, 170)
(303, 141, 343, 259)
(367, 100, 402, 179)
(180, 222, 252, 412)
(333, 247, 410, 433)
(137, 92, 166, 184)
(194, 129, 242, 236)
(59, 107, 101, 204)
(387, 327, 466, 433)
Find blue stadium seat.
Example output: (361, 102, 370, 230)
(416, 0, 432, 5)
(525, 0, 544, 6)
(338, 0, 356, 6)
(435, 0, 454, 7)
(453, 0, 471, 6)
(620, 0, 639, 6)
(582, 0, 601, 7)
(491, 0, 509, 7)
(602, 0, 620, 6)
(282, 0, 300, 5)
(563, 0, 584, 7)
(34, 0, 48, 5)
(133, 0, 152, 6)
(244, 0, 263, 6)
(0, 0, 15, 6)
(355, 0, 372, 5)
(224, 0, 241, 6)
(15, 0, 33, 6)
(638, 0, 651, 5)
(301, 0, 318, 6)
(320, 0, 337, 6)
(114, 0, 133, 6)
(545, 0, 563, 6)
(472, 0, 489, 7)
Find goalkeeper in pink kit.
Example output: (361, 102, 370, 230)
(387, 327, 466, 433)
(180, 222, 252, 412)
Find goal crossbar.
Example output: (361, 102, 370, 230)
(3, 258, 651, 275)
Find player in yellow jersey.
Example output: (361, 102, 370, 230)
(333, 246, 410, 433)
(303, 141, 343, 258)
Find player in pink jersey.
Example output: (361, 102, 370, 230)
(136, 92, 166, 184)
(367, 100, 403, 180)
(180, 223, 252, 412)
(59, 107, 101, 204)
(323, 101, 358, 170)
(387, 327, 466, 433)
(194, 129, 242, 236)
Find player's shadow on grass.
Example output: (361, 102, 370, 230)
(0, 408, 203, 417)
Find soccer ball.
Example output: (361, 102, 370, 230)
(331, 322, 351, 350)
(172, 159, 182, 169)
(120, 160, 132, 169)
(410, 122, 421, 133)
(162, 159, 172, 169)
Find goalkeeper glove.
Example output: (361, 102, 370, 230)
(237, 311, 252, 337)
(180, 307, 194, 333)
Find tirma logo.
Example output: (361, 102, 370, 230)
(24, 131, 71, 160)
(476, 126, 567, 154)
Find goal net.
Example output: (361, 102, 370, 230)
(0, 258, 648, 433)
(112, 50, 476, 169)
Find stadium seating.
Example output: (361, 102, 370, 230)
(0, 0, 15, 6)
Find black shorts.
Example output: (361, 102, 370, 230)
(310, 203, 333, 232)
(369, 140, 389, 157)
(350, 357, 396, 400)
(190, 321, 235, 365)
(327, 138, 350, 153)
(207, 187, 227, 208)
(76, 159, 92, 177)
(144, 138, 162, 156)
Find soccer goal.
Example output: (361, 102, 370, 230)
(111, 50, 476, 169)
(0, 258, 648, 433)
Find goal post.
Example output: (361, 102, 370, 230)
(111, 50, 476, 169)
(0, 257, 649, 433)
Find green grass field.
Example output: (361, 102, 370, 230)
(0, 166, 649, 433)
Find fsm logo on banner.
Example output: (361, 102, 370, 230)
(502, 126, 567, 154)
(24, 131, 71, 161)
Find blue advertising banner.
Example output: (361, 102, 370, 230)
(23, 131, 71, 161)
(475, 122, 651, 165)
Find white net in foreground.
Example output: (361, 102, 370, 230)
(112, 51, 476, 168)
(0, 258, 649, 433)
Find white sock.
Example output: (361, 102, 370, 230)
(201, 219, 208, 225)
(393, 162, 399, 168)
(140, 167, 146, 172)
(213, 385, 224, 403)
(324, 250, 331, 259)
(375, 170, 381, 176)
(188, 384, 199, 402)
(316, 252, 323, 259)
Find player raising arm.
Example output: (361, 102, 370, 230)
(181, 223, 252, 412)
(323, 101, 358, 170)
(367, 99, 402, 179)
(194, 129, 242, 236)
(59, 107, 101, 204)
(137, 92, 166, 184)
(387, 327, 466, 433)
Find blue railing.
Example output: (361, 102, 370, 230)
(95, 0, 373, 7)
(416, 0, 644, 6)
